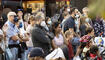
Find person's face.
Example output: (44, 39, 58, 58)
(47, 18, 52, 25)
(85, 8, 89, 13)
(82, 8, 85, 14)
(75, 9, 79, 13)
(83, 9, 88, 15)
(67, 33, 74, 40)
(18, 11, 23, 17)
(32, 20, 35, 25)
(90, 30, 94, 36)
(56, 24, 61, 33)
(72, 11, 76, 18)
(9, 15, 15, 22)
(47, 18, 51, 23)
(48, 18, 51, 22)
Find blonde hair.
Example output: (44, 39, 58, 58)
(80, 16, 87, 25)
(65, 30, 73, 38)
(29, 16, 35, 21)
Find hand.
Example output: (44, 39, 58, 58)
(61, 30, 64, 35)
(11, 35, 19, 41)
(75, 46, 82, 57)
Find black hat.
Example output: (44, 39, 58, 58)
(29, 47, 44, 57)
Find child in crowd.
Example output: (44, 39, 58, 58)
(85, 45, 102, 60)
(73, 35, 92, 60)
(64, 30, 74, 60)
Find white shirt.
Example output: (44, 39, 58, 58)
(46, 48, 65, 60)
(53, 34, 64, 47)
(26, 25, 33, 47)
(19, 19, 26, 36)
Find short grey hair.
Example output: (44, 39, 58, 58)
(35, 15, 44, 21)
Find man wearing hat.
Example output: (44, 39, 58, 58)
(3, 11, 21, 60)
(29, 47, 45, 60)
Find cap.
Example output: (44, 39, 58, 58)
(29, 47, 44, 57)
(7, 12, 16, 17)
(18, 9, 23, 11)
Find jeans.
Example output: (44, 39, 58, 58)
(10, 48, 18, 60)
(20, 50, 27, 60)
(26, 47, 32, 60)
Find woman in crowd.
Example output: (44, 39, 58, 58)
(26, 16, 36, 59)
(52, 22, 64, 49)
(45, 17, 54, 41)
(82, 7, 93, 26)
(79, 16, 92, 37)
(45, 17, 52, 29)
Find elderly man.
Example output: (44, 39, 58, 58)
(3, 12, 21, 60)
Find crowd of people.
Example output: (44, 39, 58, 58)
(0, 5, 105, 60)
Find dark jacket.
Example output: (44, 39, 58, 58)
(64, 16, 76, 33)
(80, 24, 87, 37)
(31, 24, 51, 55)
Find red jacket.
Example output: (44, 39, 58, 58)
(67, 41, 74, 60)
